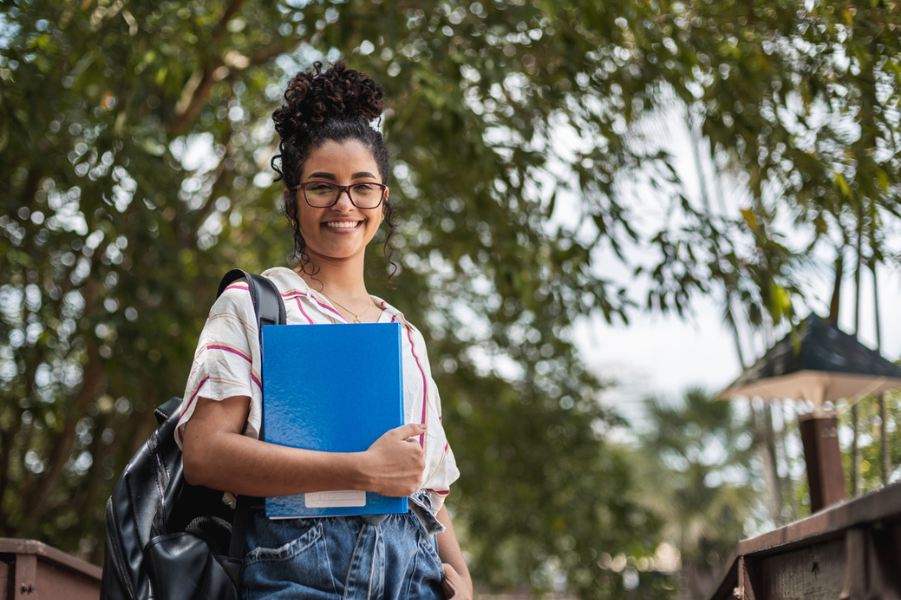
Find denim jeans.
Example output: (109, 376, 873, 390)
(242, 492, 445, 600)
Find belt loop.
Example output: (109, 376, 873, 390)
(408, 492, 445, 536)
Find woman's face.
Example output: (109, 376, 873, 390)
(294, 139, 387, 267)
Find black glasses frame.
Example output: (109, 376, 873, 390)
(294, 180, 388, 209)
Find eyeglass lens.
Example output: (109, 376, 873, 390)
(304, 182, 384, 208)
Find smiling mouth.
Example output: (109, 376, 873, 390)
(324, 220, 363, 229)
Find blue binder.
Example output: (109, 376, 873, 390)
(261, 322, 408, 518)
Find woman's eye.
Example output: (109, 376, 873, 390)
(309, 183, 335, 194)
(352, 184, 376, 193)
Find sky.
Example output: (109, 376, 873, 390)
(575, 271, 901, 431)
(556, 110, 901, 431)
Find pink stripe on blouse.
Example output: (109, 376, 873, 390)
(282, 290, 343, 320)
(207, 344, 251, 362)
(395, 315, 429, 448)
(311, 296, 343, 319)
(178, 374, 211, 439)
(207, 345, 262, 389)
(294, 296, 315, 324)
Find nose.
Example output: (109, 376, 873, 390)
(332, 188, 355, 211)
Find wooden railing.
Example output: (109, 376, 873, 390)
(0, 538, 101, 600)
(706, 482, 901, 600)
(3, 481, 900, 600)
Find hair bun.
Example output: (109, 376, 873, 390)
(273, 60, 384, 140)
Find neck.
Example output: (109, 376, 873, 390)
(296, 255, 369, 298)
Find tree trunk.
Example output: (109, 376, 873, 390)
(773, 402, 796, 521)
(763, 402, 783, 511)
(850, 404, 860, 496)
(871, 256, 888, 486)
(853, 200, 863, 335)
(880, 394, 889, 486)
(751, 399, 782, 525)
(850, 202, 863, 496)
(829, 250, 843, 323)
(784, 402, 800, 520)
(725, 298, 748, 371)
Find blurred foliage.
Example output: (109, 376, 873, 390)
(1, 0, 900, 598)
(635, 389, 760, 599)
(841, 390, 901, 493)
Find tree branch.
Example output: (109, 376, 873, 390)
(168, 39, 292, 135)
(167, 0, 258, 135)
(217, 0, 248, 33)
(169, 60, 227, 135)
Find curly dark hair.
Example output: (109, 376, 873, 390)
(272, 60, 396, 281)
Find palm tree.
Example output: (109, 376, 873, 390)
(635, 388, 762, 600)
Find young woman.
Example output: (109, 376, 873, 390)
(177, 61, 472, 600)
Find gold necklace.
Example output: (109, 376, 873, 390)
(319, 290, 376, 323)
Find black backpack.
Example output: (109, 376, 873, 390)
(100, 270, 286, 600)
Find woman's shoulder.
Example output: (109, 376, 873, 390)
(212, 278, 255, 315)
(374, 298, 424, 337)
(260, 266, 343, 323)
(211, 267, 303, 317)
(261, 266, 309, 294)
(372, 295, 401, 320)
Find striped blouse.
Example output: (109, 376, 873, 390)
(175, 266, 459, 509)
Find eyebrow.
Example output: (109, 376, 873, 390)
(307, 171, 379, 181)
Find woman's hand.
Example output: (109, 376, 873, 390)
(363, 423, 427, 497)
(442, 563, 472, 600)
(184, 397, 422, 498)
(436, 505, 473, 600)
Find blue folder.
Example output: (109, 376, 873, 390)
(261, 322, 408, 518)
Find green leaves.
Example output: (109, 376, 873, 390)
(2, 0, 901, 596)
(635, 389, 760, 599)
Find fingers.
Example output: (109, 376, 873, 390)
(442, 564, 458, 599)
(364, 423, 428, 497)
(396, 422, 426, 441)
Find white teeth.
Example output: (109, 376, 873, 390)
(325, 221, 360, 229)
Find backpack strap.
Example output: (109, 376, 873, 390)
(217, 269, 284, 442)
(218, 268, 287, 331)
(216, 269, 286, 564)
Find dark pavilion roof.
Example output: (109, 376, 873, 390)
(720, 313, 901, 402)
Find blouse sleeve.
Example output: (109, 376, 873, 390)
(410, 326, 461, 511)
(175, 281, 264, 448)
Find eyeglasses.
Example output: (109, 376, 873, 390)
(295, 181, 387, 209)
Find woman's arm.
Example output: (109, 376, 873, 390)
(182, 395, 427, 498)
(436, 504, 473, 600)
